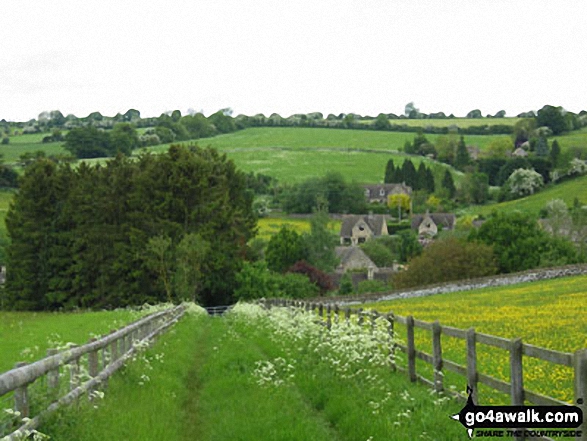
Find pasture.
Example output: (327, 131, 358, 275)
(0, 133, 66, 164)
(360, 117, 521, 128)
(0, 308, 151, 373)
(466, 174, 587, 217)
(362, 274, 587, 404)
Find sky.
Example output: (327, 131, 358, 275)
(1, 0, 586, 122)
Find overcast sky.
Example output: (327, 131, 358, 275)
(1, 0, 586, 122)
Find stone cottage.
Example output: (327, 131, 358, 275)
(362, 184, 412, 204)
(411, 212, 456, 237)
(339, 214, 389, 245)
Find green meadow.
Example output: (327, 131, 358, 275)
(466, 174, 587, 217)
(0, 309, 147, 373)
(0, 133, 66, 164)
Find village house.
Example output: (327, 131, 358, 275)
(362, 183, 412, 204)
(411, 212, 456, 237)
(334, 246, 378, 279)
(339, 214, 389, 245)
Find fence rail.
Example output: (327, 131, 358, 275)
(263, 298, 586, 441)
(0, 304, 186, 440)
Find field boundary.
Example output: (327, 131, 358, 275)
(315, 264, 587, 305)
(0, 304, 186, 440)
(263, 299, 587, 441)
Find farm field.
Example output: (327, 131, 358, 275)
(256, 216, 341, 241)
(360, 117, 521, 128)
(0, 308, 151, 373)
(38, 305, 464, 441)
(466, 174, 587, 217)
(362, 274, 587, 404)
(0, 133, 66, 164)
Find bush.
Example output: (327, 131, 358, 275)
(276, 272, 319, 299)
(287, 260, 335, 294)
(360, 240, 396, 267)
(357, 279, 388, 294)
(1, 137, 8, 145)
(338, 273, 354, 295)
(393, 237, 497, 289)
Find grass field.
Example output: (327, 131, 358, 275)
(362, 274, 587, 404)
(256, 216, 341, 241)
(0, 133, 66, 164)
(466, 174, 587, 217)
(38, 305, 464, 440)
(360, 117, 521, 128)
(0, 308, 150, 373)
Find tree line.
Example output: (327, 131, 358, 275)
(4, 145, 256, 310)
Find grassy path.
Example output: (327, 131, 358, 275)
(37, 308, 467, 440)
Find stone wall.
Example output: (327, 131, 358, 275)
(317, 264, 587, 305)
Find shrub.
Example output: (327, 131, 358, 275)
(393, 237, 497, 289)
(276, 272, 319, 299)
(338, 272, 354, 295)
(357, 279, 388, 294)
(287, 260, 335, 294)
(1, 137, 8, 145)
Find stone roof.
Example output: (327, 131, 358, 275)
(335, 246, 377, 270)
(411, 213, 456, 230)
(362, 183, 412, 197)
(339, 214, 389, 237)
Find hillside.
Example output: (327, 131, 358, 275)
(466, 174, 587, 217)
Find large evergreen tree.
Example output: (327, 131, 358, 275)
(384, 159, 395, 183)
(401, 159, 417, 189)
(5, 145, 256, 309)
(441, 170, 456, 199)
(454, 136, 470, 170)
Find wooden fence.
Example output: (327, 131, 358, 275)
(264, 299, 586, 441)
(0, 304, 186, 440)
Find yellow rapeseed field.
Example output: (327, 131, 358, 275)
(362, 275, 587, 404)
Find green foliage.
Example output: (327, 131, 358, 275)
(397, 230, 422, 263)
(460, 172, 489, 204)
(401, 159, 417, 188)
(64, 126, 112, 158)
(5, 145, 256, 309)
(393, 237, 497, 289)
(441, 169, 456, 199)
(304, 210, 338, 272)
(537, 105, 567, 135)
(384, 159, 395, 183)
(109, 123, 139, 155)
(535, 136, 549, 157)
(357, 279, 388, 294)
(282, 172, 366, 214)
(1, 137, 8, 145)
(374, 113, 391, 130)
(338, 272, 354, 295)
(469, 211, 580, 273)
(275, 272, 319, 299)
(360, 239, 396, 267)
(266, 227, 308, 273)
(454, 136, 470, 170)
(234, 261, 277, 301)
(550, 139, 561, 167)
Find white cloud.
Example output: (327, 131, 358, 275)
(1, 0, 586, 121)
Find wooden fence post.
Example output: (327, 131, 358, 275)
(46, 349, 59, 396)
(319, 303, 323, 319)
(69, 348, 80, 392)
(326, 304, 332, 330)
(432, 321, 443, 393)
(358, 308, 364, 326)
(510, 338, 524, 405)
(510, 338, 524, 441)
(110, 330, 118, 364)
(14, 362, 29, 418)
(386, 313, 396, 371)
(334, 304, 339, 324)
(574, 349, 587, 441)
(406, 316, 416, 382)
(466, 328, 478, 404)
(345, 308, 351, 324)
(88, 338, 99, 398)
